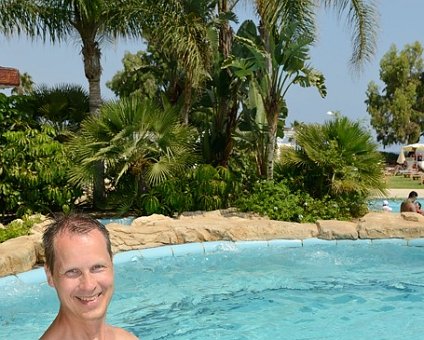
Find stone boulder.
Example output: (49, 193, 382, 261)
(0, 235, 41, 275)
(358, 212, 424, 239)
(316, 220, 358, 240)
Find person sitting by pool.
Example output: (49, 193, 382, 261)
(400, 191, 419, 213)
(40, 214, 138, 340)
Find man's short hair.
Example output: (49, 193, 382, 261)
(43, 214, 112, 273)
(409, 191, 419, 199)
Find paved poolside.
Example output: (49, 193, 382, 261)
(379, 189, 424, 199)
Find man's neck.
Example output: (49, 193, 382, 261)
(42, 311, 110, 340)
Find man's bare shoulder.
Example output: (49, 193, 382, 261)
(401, 200, 417, 212)
(111, 326, 139, 339)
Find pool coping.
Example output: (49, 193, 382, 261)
(2, 237, 424, 286)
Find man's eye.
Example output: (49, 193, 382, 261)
(65, 269, 80, 278)
(92, 264, 106, 272)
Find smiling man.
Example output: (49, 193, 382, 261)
(41, 214, 138, 340)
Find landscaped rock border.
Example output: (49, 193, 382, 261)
(1, 210, 424, 277)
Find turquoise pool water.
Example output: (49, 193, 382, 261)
(97, 216, 135, 225)
(1, 240, 424, 339)
(368, 198, 403, 212)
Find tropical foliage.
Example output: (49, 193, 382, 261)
(277, 116, 386, 204)
(106, 50, 166, 100)
(137, 164, 238, 216)
(0, 93, 82, 216)
(226, 18, 326, 178)
(0, 0, 145, 113)
(235, 180, 365, 222)
(0, 0, 148, 206)
(0, 214, 42, 243)
(366, 41, 424, 147)
(17, 84, 89, 136)
(236, 115, 385, 222)
(107, 0, 378, 178)
(0, 124, 80, 216)
(0, 0, 384, 224)
(0, 93, 34, 131)
(67, 96, 197, 211)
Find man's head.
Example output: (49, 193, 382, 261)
(408, 191, 419, 201)
(42, 214, 114, 322)
(43, 214, 112, 273)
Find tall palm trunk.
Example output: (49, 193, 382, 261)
(81, 39, 102, 114)
(266, 108, 278, 180)
(182, 77, 192, 125)
(260, 20, 278, 180)
(216, 0, 238, 167)
(218, 1, 232, 59)
(82, 37, 105, 207)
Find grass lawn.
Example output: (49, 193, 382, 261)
(386, 175, 423, 189)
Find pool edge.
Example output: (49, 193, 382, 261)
(1, 238, 423, 286)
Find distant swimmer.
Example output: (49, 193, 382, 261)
(400, 191, 418, 213)
(382, 200, 392, 212)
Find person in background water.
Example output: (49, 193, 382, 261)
(400, 191, 420, 213)
(40, 214, 138, 340)
(415, 201, 424, 215)
(382, 200, 393, 212)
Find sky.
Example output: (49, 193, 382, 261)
(1, 1, 423, 152)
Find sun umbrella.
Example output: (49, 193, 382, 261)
(397, 151, 406, 164)
(401, 143, 424, 152)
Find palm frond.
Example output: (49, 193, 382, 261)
(68, 95, 197, 192)
(321, 0, 378, 71)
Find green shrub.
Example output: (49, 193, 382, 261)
(0, 214, 42, 243)
(121, 164, 239, 216)
(0, 125, 82, 216)
(235, 180, 368, 222)
(277, 116, 386, 199)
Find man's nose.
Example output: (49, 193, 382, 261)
(79, 272, 96, 290)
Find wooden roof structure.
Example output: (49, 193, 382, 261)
(0, 67, 20, 88)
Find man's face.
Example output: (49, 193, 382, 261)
(45, 229, 114, 322)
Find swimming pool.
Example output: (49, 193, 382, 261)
(1, 240, 424, 339)
(368, 198, 403, 212)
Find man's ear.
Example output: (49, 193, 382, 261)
(44, 265, 55, 287)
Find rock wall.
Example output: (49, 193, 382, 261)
(2, 210, 424, 277)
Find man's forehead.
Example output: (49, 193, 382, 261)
(54, 229, 107, 248)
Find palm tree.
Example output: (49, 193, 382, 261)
(67, 95, 197, 210)
(280, 115, 386, 198)
(0, 0, 147, 113)
(122, 0, 216, 124)
(254, 0, 378, 68)
(226, 18, 326, 177)
(249, 0, 378, 179)
(198, 0, 378, 172)
(18, 83, 90, 137)
(0, 0, 146, 207)
(116, 0, 241, 166)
